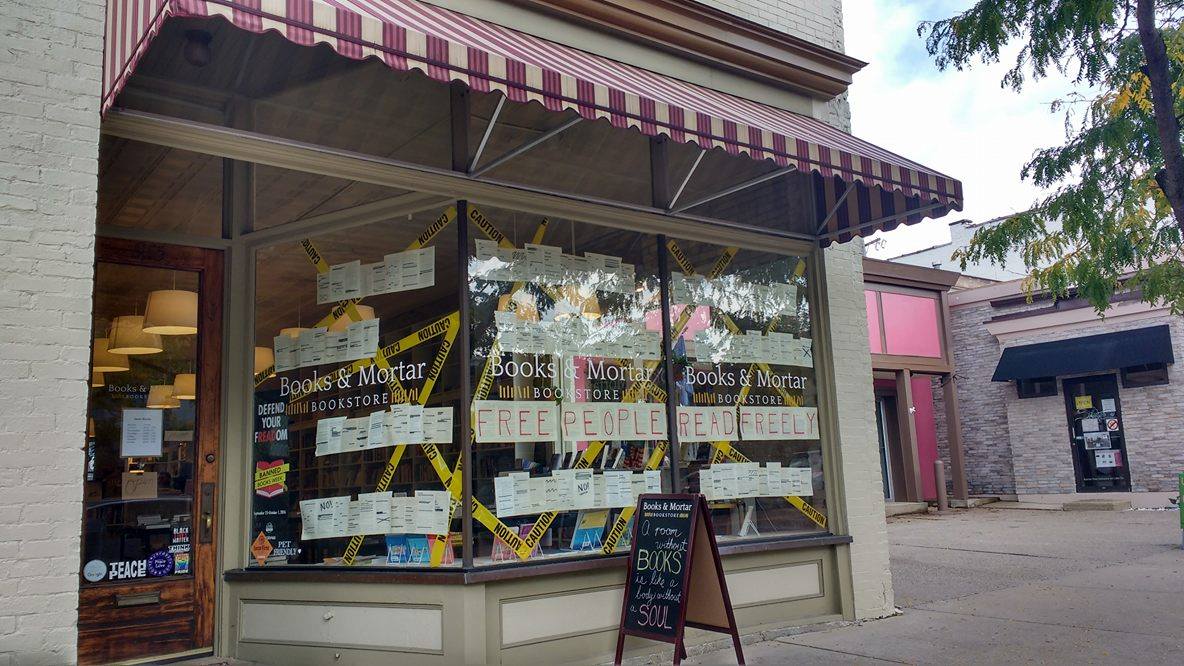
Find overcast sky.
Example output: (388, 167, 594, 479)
(842, 0, 1078, 258)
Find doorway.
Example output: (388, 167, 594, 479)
(874, 394, 900, 501)
(78, 239, 223, 664)
(1062, 375, 1131, 493)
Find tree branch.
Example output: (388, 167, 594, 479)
(1136, 0, 1184, 228)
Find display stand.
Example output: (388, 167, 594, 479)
(737, 502, 759, 537)
(614, 494, 744, 665)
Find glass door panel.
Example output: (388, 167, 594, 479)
(79, 243, 221, 665)
(83, 263, 199, 581)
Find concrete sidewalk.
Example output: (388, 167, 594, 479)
(688, 506, 1184, 665)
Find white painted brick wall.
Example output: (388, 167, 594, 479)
(700, 0, 852, 131)
(820, 240, 894, 619)
(0, 1, 105, 664)
(700, 0, 845, 51)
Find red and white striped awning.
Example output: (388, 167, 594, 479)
(103, 0, 963, 238)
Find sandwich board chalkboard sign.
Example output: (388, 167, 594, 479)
(614, 494, 744, 665)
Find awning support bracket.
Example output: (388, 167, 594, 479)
(670, 166, 796, 214)
(468, 95, 506, 175)
(817, 201, 947, 242)
(666, 150, 706, 213)
(815, 183, 854, 235)
(470, 115, 582, 178)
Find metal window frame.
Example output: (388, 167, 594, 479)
(98, 106, 842, 579)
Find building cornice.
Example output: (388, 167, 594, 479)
(984, 299, 1169, 342)
(503, 0, 865, 98)
(863, 257, 960, 290)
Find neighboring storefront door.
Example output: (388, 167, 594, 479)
(78, 239, 223, 664)
(1062, 375, 1131, 493)
(875, 396, 896, 500)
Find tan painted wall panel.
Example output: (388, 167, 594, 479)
(727, 561, 822, 607)
(501, 587, 623, 647)
(239, 601, 443, 652)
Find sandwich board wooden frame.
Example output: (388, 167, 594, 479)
(614, 493, 744, 665)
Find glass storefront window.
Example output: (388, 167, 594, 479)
(83, 264, 200, 582)
(251, 208, 461, 567)
(665, 238, 828, 540)
(467, 205, 668, 565)
(248, 198, 827, 570)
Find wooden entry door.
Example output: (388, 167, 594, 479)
(78, 239, 222, 664)
(1063, 374, 1131, 493)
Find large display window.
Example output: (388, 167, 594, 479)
(664, 238, 827, 539)
(251, 208, 462, 567)
(248, 200, 826, 570)
(467, 205, 668, 565)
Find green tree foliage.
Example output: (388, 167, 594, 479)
(919, 1, 1184, 312)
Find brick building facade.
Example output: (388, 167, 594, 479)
(938, 280, 1184, 496)
(0, 1, 105, 664)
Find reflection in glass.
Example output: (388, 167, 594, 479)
(666, 239, 827, 540)
(469, 209, 668, 566)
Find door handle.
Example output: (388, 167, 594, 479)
(199, 482, 215, 543)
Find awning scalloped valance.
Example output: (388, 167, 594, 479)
(103, 0, 963, 243)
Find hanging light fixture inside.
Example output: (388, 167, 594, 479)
(280, 300, 307, 340)
(581, 294, 602, 320)
(327, 305, 375, 332)
(92, 337, 131, 372)
(147, 384, 180, 409)
(172, 373, 197, 400)
(254, 347, 275, 379)
(143, 289, 198, 335)
(107, 316, 163, 355)
(91, 371, 105, 388)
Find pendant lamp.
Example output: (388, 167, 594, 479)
(254, 347, 275, 378)
(92, 338, 131, 372)
(279, 327, 308, 340)
(91, 371, 105, 388)
(107, 316, 163, 354)
(581, 294, 601, 320)
(147, 384, 180, 409)
(142, 289, 198, 335)
(327, 305, 375, 332)
(172, 373, 197, 400)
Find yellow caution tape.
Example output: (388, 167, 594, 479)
(341, 312, 460, 564)
(429, 219, 553, 565)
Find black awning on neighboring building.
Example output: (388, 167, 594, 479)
(991, 324, 1174, 382)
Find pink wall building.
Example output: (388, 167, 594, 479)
(863, 259, 967, 503)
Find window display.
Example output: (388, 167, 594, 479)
(665, 238, 828, 538)
(468, 206, 669, 565)
(249, 200, 827, 570)
(251, 208, 462, 567)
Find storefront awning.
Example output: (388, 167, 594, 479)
(991, 325, 1174, 382)
(103, 0, 962, 242)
